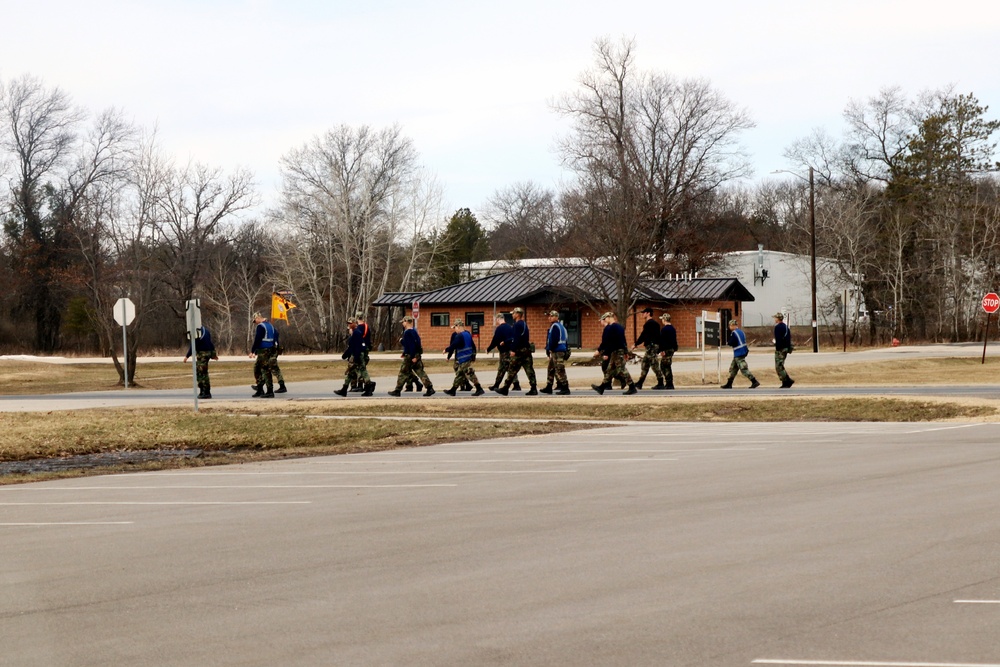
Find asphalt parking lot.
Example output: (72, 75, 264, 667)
(2, 421, 999, 666)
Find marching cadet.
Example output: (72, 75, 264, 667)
(721, 318, 760, 389)
(184, 325, 218, 399)
(773, 312, 795, 388)
(494, 307, 537, 395)
(486, 314, 520, 392)
(335, 317, 375, 397)
(657, 313, 678, 390)
(248, 313, 277, 398)
(592, 312, 637, 395)
(444, 322, 472, 391)
(444, 320, 484, 396)
(631, 307, 665, 390)
(540, 310, 570, 395)
(388, 316, 434, 397)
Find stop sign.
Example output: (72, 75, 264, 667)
(983, 293, 1000, 314)
(412, 300, 420, 319)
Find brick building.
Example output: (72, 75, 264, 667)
(374, 267, 754, 352)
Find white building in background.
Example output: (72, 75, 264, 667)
(700, 247, 865, 329)
(463, 248, 866, 330)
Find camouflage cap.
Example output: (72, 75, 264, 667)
(546, 310, 560, 317)
(401, 315, 414, 323)
(355, 312, 365, 320)
(453, 318, 465, 326)
(511, 307, 525, 315)
(252, 312, 263, 320)
(600, 312, 614, 320)
(773, 312, 784, 320)
(659, 313, 671, 322)
(347, 316, 358, 324)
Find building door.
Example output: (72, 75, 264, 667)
(560, 309, 581, 348)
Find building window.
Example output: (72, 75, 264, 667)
(430, 313, 449, 327)
(465, 312, 485, 335)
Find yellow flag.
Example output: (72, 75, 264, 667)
(271, 292, 297, 322)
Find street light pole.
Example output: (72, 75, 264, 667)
(809, 166, 818, 353)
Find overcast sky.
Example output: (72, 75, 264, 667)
(2, 0, 998, 220)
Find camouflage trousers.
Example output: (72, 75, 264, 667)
(254, 348, 278, 390)
(660, 349, 675, 387)
(395, 356, 432, 391)
(601, 349, 633, 386)
(774, 348, 791, 382)
(638, 344, 664, 385)
(345, 357, 371, 385)
(727, 356, 757, 383)
(493, 351, 514, 386)
(255, 349, 281, 387)
(503, 348, 536, 388)
(451, 361, 479, 390)
(350, 352, 370, 388)
(195, 351, 214, 390)
(546, 350, 568, 388)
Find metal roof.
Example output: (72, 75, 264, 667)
(376, 268, 753, 306)
(372, 292, 423, 307)
(644, 277, 756, 303)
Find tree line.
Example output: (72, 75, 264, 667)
(2, 37, 998, 382)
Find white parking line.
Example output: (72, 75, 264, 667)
(0, 501, 311, 506)
(954, 599, 1000, 604)
(0, 484, 458, 490)
(138, 470, 578, 476)
(753, 660, 1000, 666)
(0, 522, 134, 526)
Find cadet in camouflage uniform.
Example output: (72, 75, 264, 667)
(335, 318, 375, 396)
(252, 324, 287, 394)
(248, 313, 277, 398)
(592, 312, 637, 395)
(184, 325, 218, 399)
(495, 307, 537, 395)
(388, 316, 434, 397)
(657, 313, 679, 390)
(443, 320, 484, 396)
(721, 319, 759, 389)
(631, 307, 665, 390)
(773, 312, 795, 388)
(486, 314, 520, 391)
(540, 310, 570, 394)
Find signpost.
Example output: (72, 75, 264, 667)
(412, 300, 420, 329)
(701, 310, 722, 384)
(982, 292, 999, 364)
(113, 298, 136, 389)
(186, 299, 202, 411)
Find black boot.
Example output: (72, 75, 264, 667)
(526, 385, 538, 396)
(781, 378, 795, 389)
(252, 385, 264, 397)
(749, 378, 760, 389)
(539, 384, 553, 394)
(443, 387, 457, 396)
(362, 381, 376, 397)
(512, 381, 522, 391)
(721, 380, 733, 389)
(555, 384, 571, 395)
(250, 383, 261, 392)
(623, 383, 637, 395)
(493, 384, 509, 396)
(275, 381, 287, 394)
(334, 385, 349, 397)
(651, 382, 665, 390)
(415, 380, 423, 392)
(635, 377, 645, 390)
(472, 384, 485, 396)
(423, 386, 436, 397)
(591, 383, 605, 395)
(404, 383, 414, 392)
(388, 388, 402, 397)
(262, 385, 275, 398)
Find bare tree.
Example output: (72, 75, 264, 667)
(554, 37, 754, 319)
(484, 181, 564, 259)
(272, 124, 426, 351)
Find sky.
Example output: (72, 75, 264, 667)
(2, 0, 998, 221)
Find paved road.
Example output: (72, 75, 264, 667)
(2, 422, 1000, 666)
(4, 343, 1000, 411)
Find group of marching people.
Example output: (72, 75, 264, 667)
(366, 306, 683, 398)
